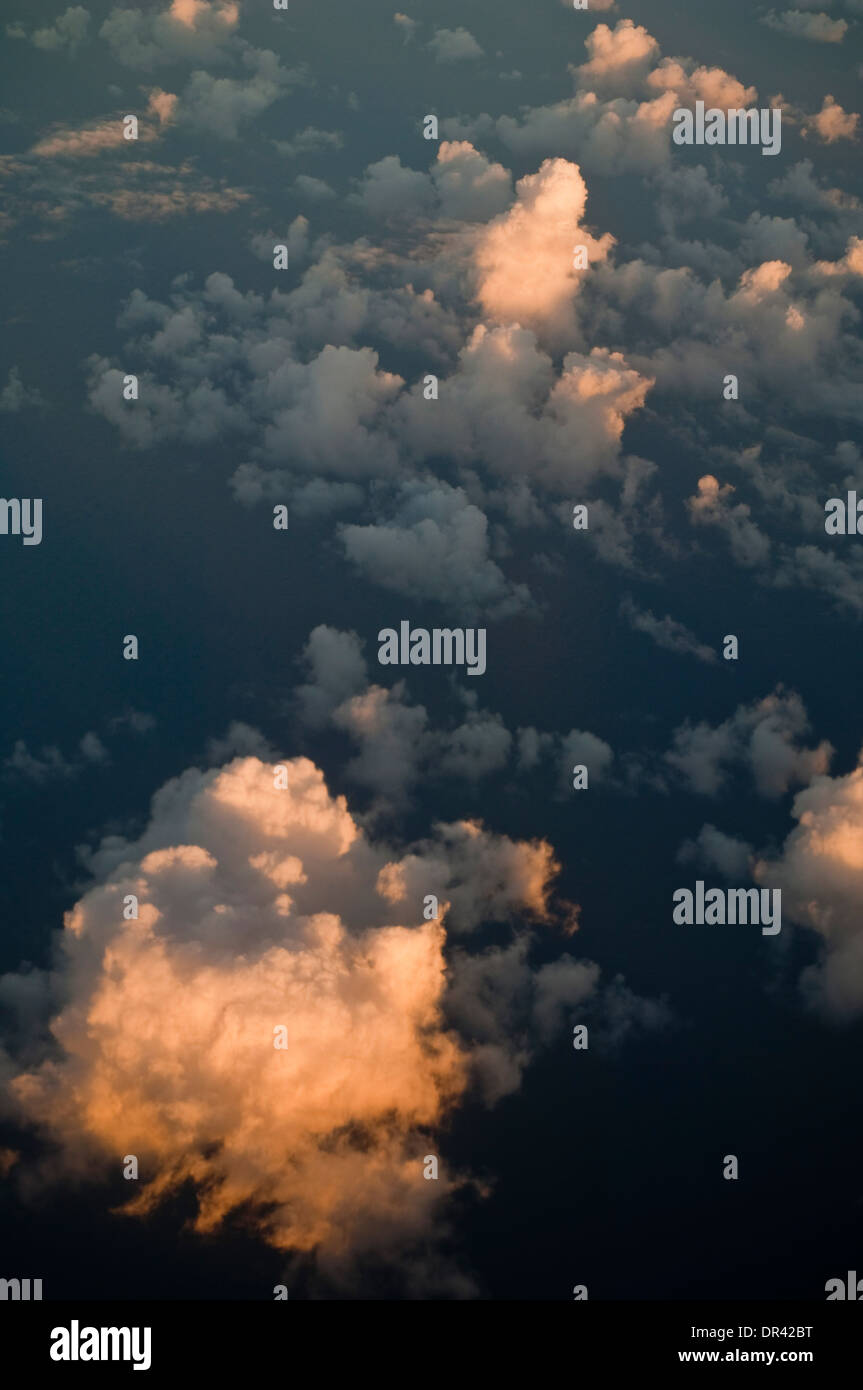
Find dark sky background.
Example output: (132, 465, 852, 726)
(1, 0, 862, 1299)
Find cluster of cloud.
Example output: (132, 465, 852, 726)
(679, 720, 863, 1026)
(4, 710, 155, 785)
(98, 0, 241, 71)
(391, 13, 484, 62)
(83, 150, 659, 610)
(295, 625, 614, 805)
(684, 441, 863, 617)
(0, 149, 249, 232)
(6, 4, 90, 52)
(2, 748, 663, 1288)
(14, 7, 862, 626)
(443, 17, 858, 171)
(662, 689, 833, 798)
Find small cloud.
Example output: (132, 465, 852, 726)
(620, 596, 717, 664)
(761, 9, 848, 41)
(0, 367, 45, 412)
(428, 27, 484, 63)
(394, 12, 417, 41)
(7, 5, 89, 53)
(293, 174, 336, 202)
(805, 94, 860, 142)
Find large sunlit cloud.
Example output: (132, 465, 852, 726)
(473, 158, 614, 344)
(2, 748, 659, 1287)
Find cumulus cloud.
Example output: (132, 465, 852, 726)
(351, 155, 437, 221)
(472, 158, 614, 344)
(761, 9, 848, 41)
(351, 141, 512, 224)
(274, 127, 343, 159)
(515, 724, 614, 794)
(805, 94, 860, 142)
(86, 243, 652, 498)
(428, 27, 484, 63)
(2, 711, 152, 783)
(687, 475, 771, 568)
(572, 19, 660, 95)
(432, 141, 512, 221)
(664, 690, 833, 798)
(677, 824, 753, 879)
(4, 734, 106, 782)
(448, 89, 677, 177)
(2, 750, 653, 1285)
(294, 627, 615, 806)
(173, 47, 304, 139)
(0, 366, 45, 412)
(443, 21, 755, 175)
(754, 760, 863, 1019)
(294, 174, 335, 202)
(7, 5, 89, 52)
(99, 0, 240, 70)
(813, 235, 863, 278)
(393, 13, 417, 41)
(339, 481, 534, 618)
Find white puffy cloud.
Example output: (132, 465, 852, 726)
(351, 155, 437, 220)
(88, 242, 652, 498)
(339, 481, 534, 618)
(444, 22, 755, 175)
(572, 19, 660, 95)
(432, 141, 512, 221)
(448, 90, 677, 176)
(352, 142, 512, 224)
(395, 326, 652, 491)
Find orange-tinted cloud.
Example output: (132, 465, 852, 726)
(473, 157, 614, 343)
(8, 755, 580, 1284)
